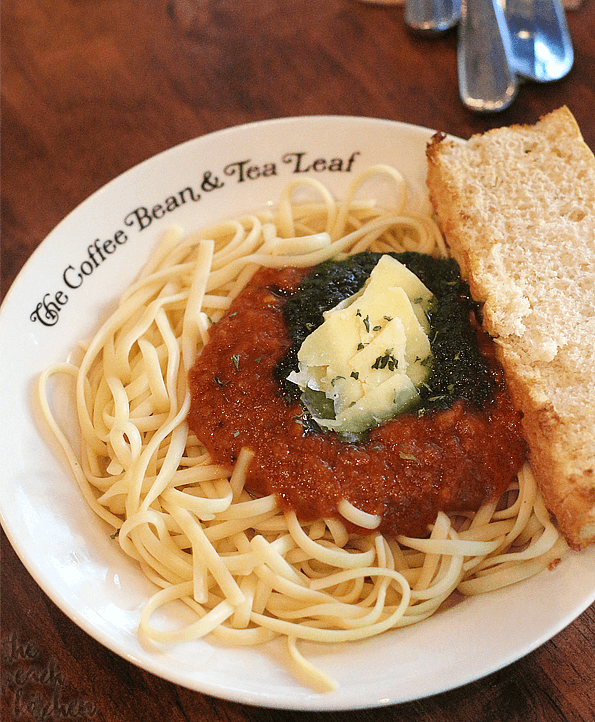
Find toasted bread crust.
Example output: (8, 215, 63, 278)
(426, 107, 595, 549)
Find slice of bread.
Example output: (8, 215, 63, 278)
(426, 106, 595, 549)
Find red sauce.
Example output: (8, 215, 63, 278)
(188, 266, 527, 538)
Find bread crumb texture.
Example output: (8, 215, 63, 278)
(427, 107, 595, 548)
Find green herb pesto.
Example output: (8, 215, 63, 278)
(275, 251, 496, 428)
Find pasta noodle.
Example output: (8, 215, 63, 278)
(38, 165, 568, 692)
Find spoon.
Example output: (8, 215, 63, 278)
(457, 0, 518, 112)
(503, 0, 574, 82)
(404, 0, 461, 33)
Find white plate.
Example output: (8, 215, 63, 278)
(1, 117, 594, 711)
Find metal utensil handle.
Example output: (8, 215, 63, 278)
(505, 0, 574, 82)
(404, 0, 461, 33)
(458, 0, 518, 112)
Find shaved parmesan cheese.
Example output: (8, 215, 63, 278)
(287, 255, 434, 436)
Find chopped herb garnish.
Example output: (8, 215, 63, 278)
(214, 375, 223, 386)
(383, 315, 393, 321)
(110, 529, 120, 539)
(228, 311, 238, 317)
(350, 371, 359, 380)
(371, 350, 398, 371)
(331, 375, 345, 386)
(231, 354, 240, 370)
(372, 324, 382, 332)
(255, 357, 262, 363)
(363, 315, 371, 333)
(357, 342, 365, 351)
(399, 451, 419, 462)
(233, 430, 240, 437)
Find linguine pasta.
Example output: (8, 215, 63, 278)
(38, 165, 567, 692)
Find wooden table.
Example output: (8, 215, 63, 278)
(2, 1, 595, 720)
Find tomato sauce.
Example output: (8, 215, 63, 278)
(187, 266, 527, 538)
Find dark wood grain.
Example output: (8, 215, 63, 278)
(2, 1, 595, 720)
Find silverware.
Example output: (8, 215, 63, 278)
(457, 0, 518, 111)
(504, 0, 574, 82)
(404, 0, 461, 33)
(403, 0, 574, 111)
